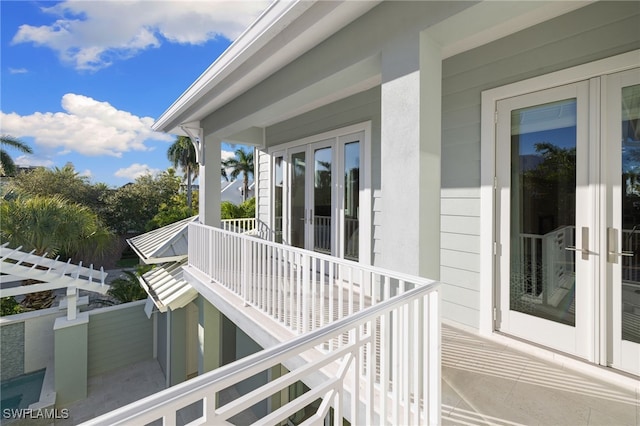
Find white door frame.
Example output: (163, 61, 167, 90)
(494, 81, 593, 359)
(268, 122, 372, 264)
(480, 50, 640, 364)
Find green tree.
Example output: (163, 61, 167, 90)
(0, 195, 114, 310)
(223, 148, 254, 202)
(8, 164, 106, 210)
(0, 195, 113, 259)
(147, 192, 199, 230)
(0, 297, 24, 316)
(220, 197, 255, 219)
(101, 169, 181, 234)
(104, 266, 151, 304)
(0, 135, 32, 176)
(167, 136, 198, 212)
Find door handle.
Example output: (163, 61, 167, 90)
(607, 227, 634, 263)
(564, 226, 589, 260)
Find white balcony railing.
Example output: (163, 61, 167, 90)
(84, 281, 440, 425)
(190, 222, 433, 335)
(85, 221, 440, 425)
(221, 217, 257, 234)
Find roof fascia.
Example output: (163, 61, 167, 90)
(153, 0, 315, 133)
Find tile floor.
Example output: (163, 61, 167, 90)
(54, 325, 639, 425)
(441, 325, 639, 426)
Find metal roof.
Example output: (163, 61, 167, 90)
(139, 259, 197, 315)
(127, 216, 197, 264)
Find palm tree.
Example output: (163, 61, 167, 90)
(0, 195, 113, 259)
(223, 148, 254, 202)
(0, 195, 114, 309)
(1, 135, 32, 176)
(167, 136, 198, 212)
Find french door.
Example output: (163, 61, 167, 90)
(276, 130, 364, 262)
(606, 68, 640, 375)
(496, 68, 640, 375)
(289, 140, 335, 254)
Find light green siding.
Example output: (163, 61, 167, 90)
(87, 301, 153, 377)
(54, 314, 88, 405)
(440, 1, 640, 329)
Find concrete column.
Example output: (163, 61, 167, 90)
(197, 296, 222, 374)
(53, 313, 88, 405)
(380, 31, 441, 279)
(199, 134, 222, 227)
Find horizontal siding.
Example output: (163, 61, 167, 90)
(439, 1, 640, 330)
(87, 302, 153, 377)
(256, 150, 270, 229)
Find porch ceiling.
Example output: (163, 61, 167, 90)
(153, 0, 591, 142)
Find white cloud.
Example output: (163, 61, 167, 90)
(79, 169, 92, 178)
(9, 68, 28, 74)
(114, 163, 161, 180)
(0, 93, 174, 157)
(12, 1, 269, 71)
(14, 155, 54, 168)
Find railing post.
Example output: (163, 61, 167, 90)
(242, 237, 249, 306)
(302, 253, 310, 333)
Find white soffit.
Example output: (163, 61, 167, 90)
(153, 0, 380, 135)
(139, 259, 197, 315)
(428, 0, 594, 59)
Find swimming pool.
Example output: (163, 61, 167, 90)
(0, 369, 45, 412)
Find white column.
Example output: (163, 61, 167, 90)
(380, 32, 441, 279)
(419, 33, 442, 280)
(199, 134, 222, 227)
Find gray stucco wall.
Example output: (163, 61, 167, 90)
(439, 1, 640, 329)
(87, 301, 153, 377)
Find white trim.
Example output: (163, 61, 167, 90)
(481, 50, 640, 337)
(480, 50, 640, 349)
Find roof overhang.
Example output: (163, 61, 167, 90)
(153, 0, 593, 138)
(126, 216, 197, 264)
(153, 0, 381, 136)
(139, 259, 197, 316)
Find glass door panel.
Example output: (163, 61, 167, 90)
(497, 81, 591, 358)
(344, 141, 360, 261)
(313, 146, 332, 254)
(621, 83, 640, 346)
(274, 155, 284, 244)
(290, 150, 306, 249)
(608, 68, 640, 375)
(509, 99, 577, 326)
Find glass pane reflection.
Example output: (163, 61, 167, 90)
(621, 84, 640, 344)
(510, 98, 577, 326)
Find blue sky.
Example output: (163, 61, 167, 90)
(1, 0, 269, 187)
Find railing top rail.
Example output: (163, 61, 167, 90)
(83, 281, 440, 426)
(190, 222, 437, 287)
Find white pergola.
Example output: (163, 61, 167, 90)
(0, 243, 109, 320)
